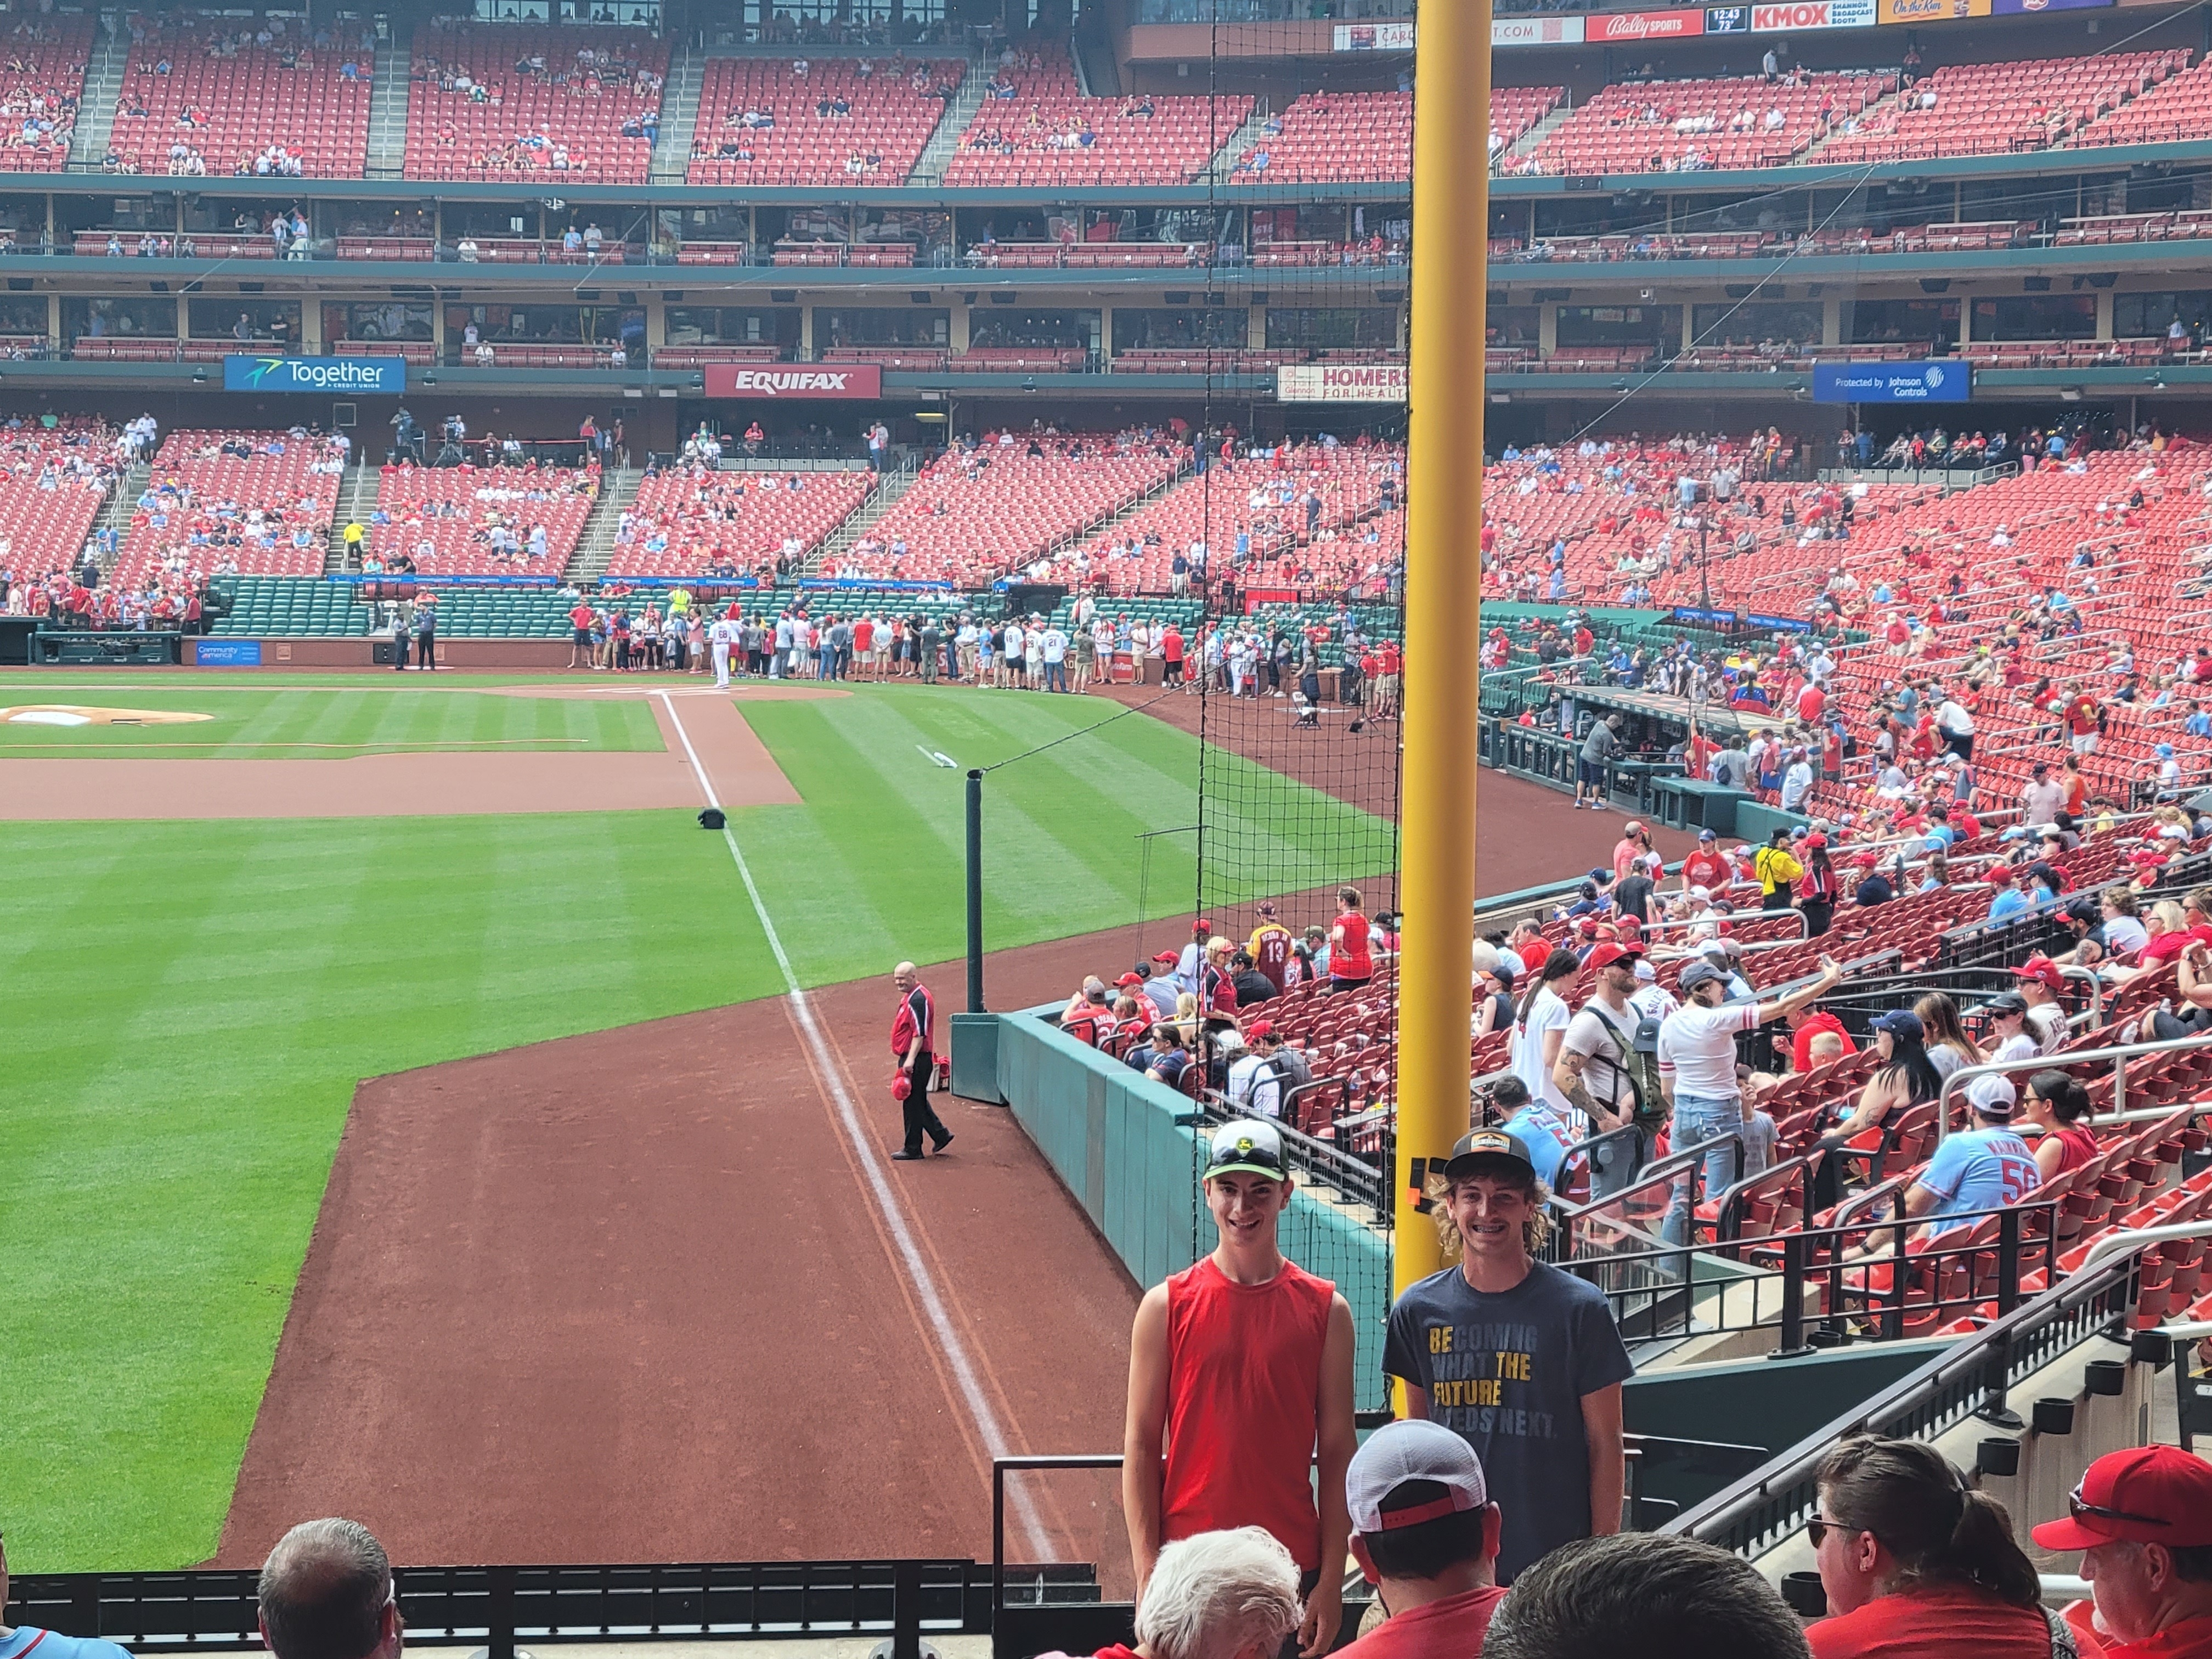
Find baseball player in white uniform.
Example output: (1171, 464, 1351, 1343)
(709, 612, 736, 689)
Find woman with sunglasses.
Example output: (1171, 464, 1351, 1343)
(2021, 1068, 2101, 1181)
(1807, 1436, 2064, 1659)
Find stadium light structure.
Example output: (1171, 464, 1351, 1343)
(1395, 0, 1490, 1301)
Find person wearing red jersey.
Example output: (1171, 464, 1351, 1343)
(1124, 1119, 1357, 1657)
(567, 599, 596, 669)
(1612, 822, 1654, 885)
(1162, 623, 1187, 688)
(1329, 886, 1374, 992)
(1807, 1435, 2055, 1659)
(1798, 678, 1827, 724)
(2065, 681, 2104, 755)
(888, 961, 952, 1161)
(1335, 1421, 1506, 1659)
(1373, 639, 1402, 719)
(2035, 1446, 2212, 1659)
(1247, 902, 1295, 992)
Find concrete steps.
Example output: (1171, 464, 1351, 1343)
(65, 22, 129, 172)
(800, 464, 915, 575)
(364, 40, 411, 180)
(88, 459, 145, 574)
(908, 50, 988, 185)
(647, 41, 702, 185)
(1203, 101, 1278, 183)
(567, 467, 642, 585)
(325, 462, 380, 572)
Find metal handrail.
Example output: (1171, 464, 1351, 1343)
(1935, 1028, 2212, 1141)
(1665, 1235, 2148, 1553)
(2079, 1217, 2212, 1276)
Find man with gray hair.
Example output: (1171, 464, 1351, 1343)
(258, 1519, 401, 1659)
(1038, 1528, 1301, 1659)
(1126, 1527, 1304, 1659)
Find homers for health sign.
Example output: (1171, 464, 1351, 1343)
(1276, 363, 1408, 403)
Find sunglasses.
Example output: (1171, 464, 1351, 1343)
(2068, 1482, 2169, 1529)
(1807, 1517, 1855, 1547)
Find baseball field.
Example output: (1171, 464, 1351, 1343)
(2, 670, 1396, 1573)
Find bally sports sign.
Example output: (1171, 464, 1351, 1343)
(1277, 363, 1407, 404)
(703, 364, 884, 399)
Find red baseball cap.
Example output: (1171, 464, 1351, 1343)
(1193, 918, 1213, 934)
(1245, 1020, 1274, 1039)
(1151, 951, 1178, 964)
(1115, 972, 1147, 988)
(2014, 956, 2064, 992)
(1586, 942, 1645, 970)
(2031, 1446, 2212, 1550)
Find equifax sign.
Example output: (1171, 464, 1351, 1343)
(702, 364, 884, 399)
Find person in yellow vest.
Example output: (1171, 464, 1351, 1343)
(341, 519, 364, 568)
(1753, 827, 1802, 914)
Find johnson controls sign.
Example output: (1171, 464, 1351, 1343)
(223, 354, 405, 394)
(1812, 360, 1971, 403)
(1277, 363, 1407, 404)
(703, 363, 884, 399)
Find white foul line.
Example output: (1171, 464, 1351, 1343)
(659, 693, 1053, 1557)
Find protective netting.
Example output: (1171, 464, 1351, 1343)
(1170, 1, 1413, 1413)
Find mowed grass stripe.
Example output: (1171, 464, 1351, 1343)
(734, 687, 1395, 981)
(3, 813, 785, 1572)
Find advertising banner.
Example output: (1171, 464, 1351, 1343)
(223, 355, 405, 395)
(193, 639, 263, 667)
(701, 363, 884, 399)
(1990, 0, 2111, 13)
(1589, 8, 1706, 39)
(1750, 0, 1875, 27)
(1276, 363, 1408, 403)
(1879, 0, 1989, 22)
(1333, 21, 1416, 48)
(1812, 360, 1971, 403)
(1494, 15, 1586, 44)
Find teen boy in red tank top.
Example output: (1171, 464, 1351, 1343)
(1123, 1119, 1358, 1658)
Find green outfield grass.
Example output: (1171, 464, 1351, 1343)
(0, 687, 659, 757)
(2, 681, 1391, 1573)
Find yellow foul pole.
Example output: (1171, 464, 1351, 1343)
(1394, 0, 1489, 1299)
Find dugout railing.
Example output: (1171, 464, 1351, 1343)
(2, 1562, 990, 1659)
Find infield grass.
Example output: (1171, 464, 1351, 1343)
(1, 680, 1391, 1573)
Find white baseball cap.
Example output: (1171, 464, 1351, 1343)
(1346, 1418, 1488, 1536)
(1966, 1073, 2019, 1117)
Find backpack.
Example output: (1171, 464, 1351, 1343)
(1586, 1002, 1668, 1127)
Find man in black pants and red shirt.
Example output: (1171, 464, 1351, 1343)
(890, 960, 953, 1161)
